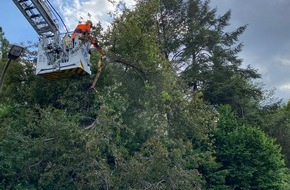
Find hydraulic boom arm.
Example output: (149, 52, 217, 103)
(12, 0, 58, 36)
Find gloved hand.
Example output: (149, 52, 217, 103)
(101, 56, 107, 61)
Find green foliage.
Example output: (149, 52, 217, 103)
(148, 0, 263, 116)
(0, 27, 10, 58)
(1, 107, 94, 189)
(113, 138, 203, 190)
(259, 100, 290, 168)
(0, 0, 289, 189)
(215, 106, 290, 189)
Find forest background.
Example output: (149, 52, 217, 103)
(1, 0, 290, 189)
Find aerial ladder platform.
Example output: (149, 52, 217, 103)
(13, 0, 92, 79)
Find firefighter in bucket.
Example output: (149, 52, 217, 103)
(71, 20, 105, 56)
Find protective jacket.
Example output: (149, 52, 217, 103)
(72, 23, 92, 39)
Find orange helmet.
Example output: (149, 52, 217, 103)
(86, 20, 93, 26)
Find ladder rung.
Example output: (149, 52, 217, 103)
(30, 14, 40, 18)
(39, 26, 50, 31)
(13, 0, 58, 35)
(36, 21, 47, 25)
(25, 6, 35, 11)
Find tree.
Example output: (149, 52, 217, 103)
(1, 0, 289, 188)
(107, 2, 230, 188)
(215, 106, 290, 189)
(143, 0, 264, 116)
(258, 100, 290, 168)
(0, 27, 9, 59)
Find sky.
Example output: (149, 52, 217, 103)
(210, 0, 290, 104)
(1, 0, 290, 103)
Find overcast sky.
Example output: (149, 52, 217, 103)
(1, 0, 290, 103)
(210, 0, 290, 103)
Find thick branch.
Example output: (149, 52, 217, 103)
(109, 52, 147, 76)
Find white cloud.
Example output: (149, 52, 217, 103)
(279, 83, 290, 90)
(53, 0, 135, 32)
(54, 0, 112, 31)
(275, 55, 290, 67)
(277, 83, 290, 102)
